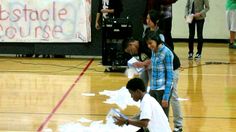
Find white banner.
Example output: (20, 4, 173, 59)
(0, 0, 91, 42)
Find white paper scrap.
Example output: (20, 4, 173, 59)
(81, 93, 96, 96)
(99, 87, 140, 110)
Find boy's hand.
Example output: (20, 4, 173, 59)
(194, 13, 201, 17)
(95, 22, 101, 30)
(133, 62, 144, 68)
(113, 116, 126, 126)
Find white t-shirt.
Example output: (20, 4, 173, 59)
(140, 94, 171, 132)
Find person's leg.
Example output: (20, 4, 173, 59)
(164, 17, 174, 50)
(188, 20, 195, 58)
(230, 31, 236, 44)
(101, 21, 107, 65)
(196, 19, 205, 55)
(171, 70, 183, 130)
(230, 10, 236, 44)
(160, 17, 174, 50)
(136, 127, 149, 132)
(226, 10, 236, 48)
(140, 70, 149, 88)
(149, 90, 170, 118)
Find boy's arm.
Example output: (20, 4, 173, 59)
(113, 116, 149, 128)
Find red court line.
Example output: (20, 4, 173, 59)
(37, 58, 94, 132)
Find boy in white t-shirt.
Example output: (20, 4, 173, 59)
(114, 78, 171, 132)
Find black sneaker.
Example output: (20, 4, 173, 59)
(173, 126, 183, 132)
(188, 53, 193, 60)
(229, 43, 233, 48)
(194, 53, 201, 59)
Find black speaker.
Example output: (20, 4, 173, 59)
(102, 18, 132, 39)
(102, 17, 132, 66)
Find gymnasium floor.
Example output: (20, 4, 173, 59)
(0, 43, 236, 132)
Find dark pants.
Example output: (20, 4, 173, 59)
(188, 19, 205, 55)
(159, 17, 174, 50)
(136, 127, 149, 132)
(149, 89, 172, 118)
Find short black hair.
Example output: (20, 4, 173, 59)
(126, 78, 146, 92)
(144, 31, 163, 45)
(122, 37, 136, 51)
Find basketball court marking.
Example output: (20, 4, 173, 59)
(37, 58, 94, 132)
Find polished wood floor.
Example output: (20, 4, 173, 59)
(0, 43, 236, 132)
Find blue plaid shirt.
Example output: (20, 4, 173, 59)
(150, 44, 174, 101)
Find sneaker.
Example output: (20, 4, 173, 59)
(229, 43, 236, 49)
(194, 53, 201, 59)
(188, 53, 193, 60)
(173, 126, 183, 132)
(229, 43, 233, 48)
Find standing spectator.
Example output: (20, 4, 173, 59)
(143, 1, 176, 50)
(185, 0, 210, 60)
(114, 78, 172, 132)
(95, 0, 123, 30)
(144, 10, 162, 37)
(144, 31, 174, 118)
(226, 0, 236, 48)
(159, 1, 175, 51)
(142, 0, 160, 37)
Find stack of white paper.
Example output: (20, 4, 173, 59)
(107, 108, 128, 122)
(186, 14, 194, 23)
(127, 57, 144, 73)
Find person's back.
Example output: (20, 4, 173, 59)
(140, 93, 171, 132)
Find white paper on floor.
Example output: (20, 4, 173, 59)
(78, 117, 93, 123)
(177, 98, 189, 101)
(42, 128, 53, 132)
(81, 93, 96, 96)
(58, 116, 139, 132)
(99, 86, 140, 110)
(58, 87, 141, 132)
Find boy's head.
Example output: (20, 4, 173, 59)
(122, 38, 139, 55)
(126, 78, 146, 101)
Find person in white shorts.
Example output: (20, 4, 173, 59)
(226, 0, 236, 48)
(114, 78, 171, 132)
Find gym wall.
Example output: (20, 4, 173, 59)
(0, 0, 228, 56)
